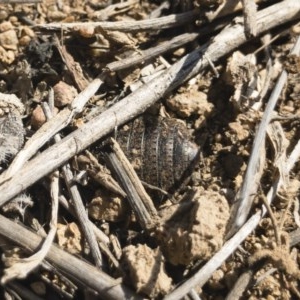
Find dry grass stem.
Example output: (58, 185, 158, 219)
(293, 198, 300, 228)
(90, 0, 140, 21)
(58, 195, 110, 245)
(62, 164, 103, 268)
(107, 32, 199, 72)
(7, 282, 44, 300)
(225, 270, 254, 300)
(189, 289, 202, 300)
(259, 192, 281, 245)
(35, 10, 200, 33)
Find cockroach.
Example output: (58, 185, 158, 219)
(100, 115, 200, 194)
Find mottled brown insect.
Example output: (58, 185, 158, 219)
(115, 115, 199, 192)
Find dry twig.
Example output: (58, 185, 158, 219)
(105, 138, 159, 230)
(90, 0, 139, 21)
(54, 35, 90, 91)
(241, 0, 257, 38)
(34, 10, 200, 33)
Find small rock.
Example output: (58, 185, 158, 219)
(88, 189, 129, 222)
(228, 121, 250, 141)
(31, 105, 58, 129)
(157, 187, 230, 265)
(31, 105, 46, 129)
(167, 89, 211, 118)
(53, 81, 78, 107)
(56, 222, 82, 255)
(0, 21, 13, 32)
(0, 45, 15, 64)
(0, 10, 8, 21)
(0, 29, 18, 50)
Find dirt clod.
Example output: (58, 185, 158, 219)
(157, 187, 230, 265)
(53, 81, 78, 107)
(56, 222, 82, 255)
(122, 244, 172, 298)
(88, 189, 130, 222)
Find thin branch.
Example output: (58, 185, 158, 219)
(58, 195, 110, 245)
(107, 32, 199, 72)
(89, 0, 139, 21)
(62, 164, 103, 268)
(189, 289, 202, 300)
(259, 191, 281, 245)
(7, 282, 44, 300)
(225, 270, 254, 300)
(106, 16, 227, 72)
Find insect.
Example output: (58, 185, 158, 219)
(113, 115, 199, 193)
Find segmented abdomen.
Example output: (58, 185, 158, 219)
(116, 116, 199, 192)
